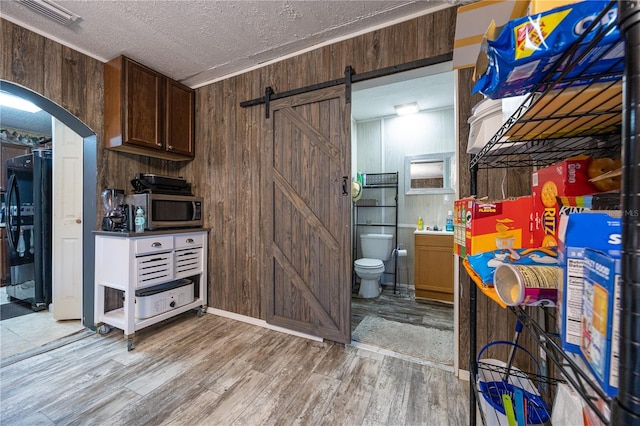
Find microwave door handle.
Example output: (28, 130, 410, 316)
(192, 201, 197, 221)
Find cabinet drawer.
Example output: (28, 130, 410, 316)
(136, 252, 174, 288)
(415, 234, 453, 248)
(175, 247, 203, 278)
(135, 236, 174, 255)
(174, 233, 205, 249)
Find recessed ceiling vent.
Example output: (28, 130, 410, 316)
(17, 0, 81, 26)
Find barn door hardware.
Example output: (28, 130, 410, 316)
(344, 66, 353, 104)
(239, 53, 452, 117)
(264, 87, 274, 119)
(342, 176, 349, 196)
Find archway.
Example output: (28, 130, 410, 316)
(0, 80, 97, 328)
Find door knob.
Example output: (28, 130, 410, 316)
(76, 218, 82, 224)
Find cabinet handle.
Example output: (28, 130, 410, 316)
(151, 242, 162, 247)
(168, 145, 173, 150)
(156, 143, 162, 147)
(186, 238, 194, 243)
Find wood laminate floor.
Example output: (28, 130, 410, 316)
(0, 311, 469, 426)
(351, 284, 454, 333)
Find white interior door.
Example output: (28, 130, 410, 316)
(52, 118, 83, 320)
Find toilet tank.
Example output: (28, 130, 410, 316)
(360, 234, 394, 261)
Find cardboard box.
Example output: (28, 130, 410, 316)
(452, 0, 530, 70)
(532, 158, 599, 247)
(557, 212, 621, 355)
(528, 0, 581, 15)
(581, 248, 621, 397)
(454, 196, 535, 258)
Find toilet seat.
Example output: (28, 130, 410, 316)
(354, 258, 384, 268)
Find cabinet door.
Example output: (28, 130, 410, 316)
(165, 80, 195, 158)
(125, 60, 164, 151)
(415, 235, 454, 302)
(1, 143, 30, 191)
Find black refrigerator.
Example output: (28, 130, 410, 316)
(5, 148, 53, 311)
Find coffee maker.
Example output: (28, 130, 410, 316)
(101, 189, 131, 232)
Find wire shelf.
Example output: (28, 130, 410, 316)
(470, 1, 623, 170)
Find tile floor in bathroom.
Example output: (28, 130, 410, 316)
(0, 286, 85, 360)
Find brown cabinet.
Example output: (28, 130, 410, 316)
(414, 233, 454, 302)
(104, 56, 195, 161)
(1, 143, 30, 192)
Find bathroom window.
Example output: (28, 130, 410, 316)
(404, 152, 454, 195)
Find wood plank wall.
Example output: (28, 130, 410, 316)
(177, 6, 459, 321)
(2, 10, 537, 376)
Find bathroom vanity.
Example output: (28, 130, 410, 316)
(414, 230, 454, 302)
(94, 229, 208, 350)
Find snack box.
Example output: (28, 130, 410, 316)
(473, 1, 623, 99)
(454, 196, 536, 258)
(557, 211, 621, 355)
(581, 248, 621, 398)
(532, 158, 600, 247)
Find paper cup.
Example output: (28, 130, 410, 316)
(494, 264, 560, 306)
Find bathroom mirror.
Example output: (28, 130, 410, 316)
(404, 152, 454, 195)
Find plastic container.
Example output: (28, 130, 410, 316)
(467, 98, 503, 154)
(477, 341, 550, 425)
(445, 211, 453, 232)
(134, 206, 146, 233)
(417, 216, 424, 231)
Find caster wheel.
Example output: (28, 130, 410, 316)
(197, 306, 206, 317)
(127, 339, 136, 351)
(97, 324, 111, 335)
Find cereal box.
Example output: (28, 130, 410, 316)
(454, 196, 536, 258)
(557, 211, 621, 355)
(532, 158, 599, 247)
(581, 248, 621, 397)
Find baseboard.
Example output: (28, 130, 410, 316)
(206, 308, 323, 342)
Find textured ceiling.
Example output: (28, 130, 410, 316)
(0, 0, 460, 88)
(0, 1, 460, 132)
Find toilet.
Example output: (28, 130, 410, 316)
(354, 233, 394, 298)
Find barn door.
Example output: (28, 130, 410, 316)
(264, 85, 351, 344)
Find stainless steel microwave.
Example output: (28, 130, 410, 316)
(125, 193, 203, 230)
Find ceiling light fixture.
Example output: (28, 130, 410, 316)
(394, 102, 419, 116)
(0, 92, 42, 113)
(18, 0, 81, 26)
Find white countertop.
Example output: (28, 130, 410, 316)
(414, 229, 453, 235)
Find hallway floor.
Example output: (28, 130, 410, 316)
(0, 286, 86, 360)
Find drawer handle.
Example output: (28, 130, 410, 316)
(186, 238, 194, 243)
(151, 242, 162, 247)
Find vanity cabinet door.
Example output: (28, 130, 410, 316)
(414, 234, 454, 302)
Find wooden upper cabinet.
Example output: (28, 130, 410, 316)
(104, 56, 195, 161)
(165, 79, 195, 157)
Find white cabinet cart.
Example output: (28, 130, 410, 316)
(94, 229, 208, 350)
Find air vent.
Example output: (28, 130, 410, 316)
(18, 0, 81, 26)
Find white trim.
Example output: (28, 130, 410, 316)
(458, 368, 470, 382)
(349, 341, 455, 372)
(206, 307, 323, 342)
